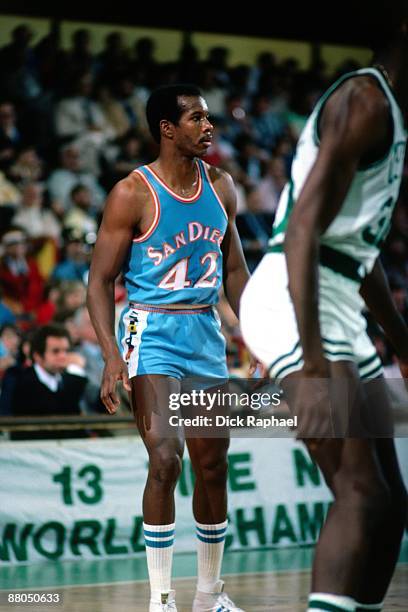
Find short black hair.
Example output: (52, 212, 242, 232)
(31, 324, 71, 359)
(146, 84, 202, 143)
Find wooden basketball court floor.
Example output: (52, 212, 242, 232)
(1, 543, 407, 611)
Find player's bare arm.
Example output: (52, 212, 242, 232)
(208, 164, 250, 319)
(284, 78, 391, 376)
(87, 173, 152, 413)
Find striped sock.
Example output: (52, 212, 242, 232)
(355, 602, 383, 611)
(196, 519, 228, 593)
(143, 522, 175, 600)
(308, 593, 356, 611)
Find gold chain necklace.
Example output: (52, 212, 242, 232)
(179, 166, 198, 196)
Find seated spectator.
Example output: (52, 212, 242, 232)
(235, 133, 267, 183)
(12, 182, 61, 244)
(252, 155, 287, 213)
(130, 37, 157, 89)
(0, 24, 40, 104)
(54, 279, 87, 316)
(47, 143, 106, 217)
(64, 184, 98, 235)
(199, 62, 227, 119)
(0, 227, 44, 323)
(250, 93, 286, 151)
(113, 74, 150, 139)
(55, 70, 115, 175)
(96, 31, 129, 84)
(94, 83, 130, 141)
(51, 227, 92, 283)
(7, 145, 45, 187)
(63, 29, 95, 78)
(10, 323, 88, 439)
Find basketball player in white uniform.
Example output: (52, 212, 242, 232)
(241, 4, 408, 612)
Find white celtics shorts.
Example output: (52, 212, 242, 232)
(240, 252, 383, 384)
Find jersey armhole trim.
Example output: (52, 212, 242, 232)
(314, 70, 395, 171)
(132, 169, 161, 243)
(201, 162, 229, 222)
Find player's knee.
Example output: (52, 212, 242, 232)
(149, 450, 182, 487)
(196, 454, 228, 486)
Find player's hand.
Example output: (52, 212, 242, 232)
(292, 358, 333, 439)
(248, 352, 267, 378)
(101, 355, 131, 414)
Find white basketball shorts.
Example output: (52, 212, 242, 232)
(240, 252, 383, 385)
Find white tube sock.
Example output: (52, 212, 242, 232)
(196, 519, 228, 593)
(143, 522, 175, 599)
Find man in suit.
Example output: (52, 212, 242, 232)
(11, 323, 88, 438)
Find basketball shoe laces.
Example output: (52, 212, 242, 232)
(215, 591, 238, 610)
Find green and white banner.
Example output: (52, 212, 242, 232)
(0, 437, 407, 565)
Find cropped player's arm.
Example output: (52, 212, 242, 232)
(212, 168, 250, 319)
(87, 175, 142, 412)
(284, 82, 390, 375)
(360, 258, 408, 363)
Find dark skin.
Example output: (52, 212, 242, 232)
(87, 95, 252, 523)
(282, 35, 408, 603)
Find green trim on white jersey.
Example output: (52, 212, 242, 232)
(268, 67, 407, 279)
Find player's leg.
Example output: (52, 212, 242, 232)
(188, 435, 229, 590)
(130, 374, 184, 611)
(282, 361, 392, 612)
(187, 435, 229, 524)
(354, 376, 407, 609)
(172, 305, 238, 607)
(187, 434, 244, 611)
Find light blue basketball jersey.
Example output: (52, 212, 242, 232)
(123, 159, 228, 305)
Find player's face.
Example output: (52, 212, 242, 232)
(174, 96, 213, 157)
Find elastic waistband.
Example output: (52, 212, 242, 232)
(267, 243, 365, 282)
(129, 302, 213, 315)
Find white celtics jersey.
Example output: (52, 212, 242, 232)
(269, 67, 407, 276)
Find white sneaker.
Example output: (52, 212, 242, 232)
(192, 580, 245, 611)
(149, 590, 177, 611)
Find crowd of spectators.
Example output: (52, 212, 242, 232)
(0, 22, 406, 432)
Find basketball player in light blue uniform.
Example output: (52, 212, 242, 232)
(117, 157, 229, 381)
(88, 85, 251, 612)
(241, 4, 408, 612)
